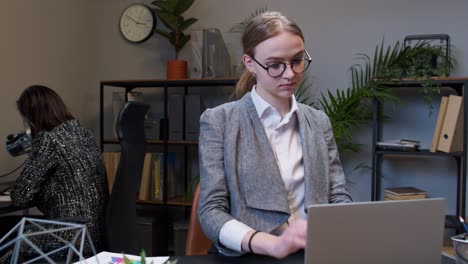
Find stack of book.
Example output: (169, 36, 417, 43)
(376, 139, 421, 151)
(431, 95, 464, 153)
(384, 187, 427, 200)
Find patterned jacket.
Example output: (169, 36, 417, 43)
(5, 119, 108, 261)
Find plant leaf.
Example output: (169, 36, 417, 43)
(154, 10, 179, 31)
(151, 0, 175, 12)
(174, 0, 195, 15)
(179, 17, 198, 31)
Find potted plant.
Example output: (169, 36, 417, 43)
(296, 40, 456, 156)
(151, 0, 198, 80)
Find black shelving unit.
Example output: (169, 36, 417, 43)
(371, 78, 468, 217)
(99, 78, 238, 205)
(100, 78, 238, 255)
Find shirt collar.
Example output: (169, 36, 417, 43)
(250, 85, 299, 121)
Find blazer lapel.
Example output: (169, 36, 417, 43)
(296, 105, 329, 207)
(237, 94, 290, 214)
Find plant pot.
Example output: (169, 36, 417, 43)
(167, 60, 188, 80)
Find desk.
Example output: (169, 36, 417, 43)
(167, 252, 456, 264)
(169, 252, 304, 264)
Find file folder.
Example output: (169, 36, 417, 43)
(430, 96, 449, 152)
(437, 95, 463, 153)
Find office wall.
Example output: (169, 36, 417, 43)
(178, 0, 468, 212)
(0, 1, 97, 180)
(1, 0, 467, 212)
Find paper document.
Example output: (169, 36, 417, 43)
(74, 251, 169, 264)
(0, 195, 11, 202)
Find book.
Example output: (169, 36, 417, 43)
(384, 193, 426, 200)
(431, 96, 449, 152)
(150, 153, 164, 201)
(103, 152, 153, 196)
(376, 139, 420, 151)
(437, 95, 463, 153)
(102, 152, 121, 193)
(138, 153, 153, 200)
(384, 187, 426, 200)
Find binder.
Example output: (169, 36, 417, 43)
(168, 94, 183, 140)
(102, 151, 121, 193)
(430, 96, 449, 152)
(150, 153, 164, 201)
(138, 153, 153, 200)
(185, 95, 201, 141)
(437, 95, 464, 153)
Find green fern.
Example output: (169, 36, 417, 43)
(229, 7, 269, 33)
(297, 39, 457, 155)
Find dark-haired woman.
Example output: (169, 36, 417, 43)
(0, 85, 108, 261)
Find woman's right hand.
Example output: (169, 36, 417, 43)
(270, 218, 307, 258)
(243, 218, 307, 259)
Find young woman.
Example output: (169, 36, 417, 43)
(198, 11, 352, 258)
(1, 85, 108, 261)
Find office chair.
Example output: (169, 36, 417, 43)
(185, 183, 212, 255)
(105, 101, 150, 255)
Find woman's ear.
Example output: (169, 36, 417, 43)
(243, 54, 255, 74)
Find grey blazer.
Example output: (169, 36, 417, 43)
(198, 93, 352, 253)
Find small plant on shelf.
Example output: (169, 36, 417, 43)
(399, 42, 455, 115)
(151, 0, 198, 79)
(296, 39, 456, 156)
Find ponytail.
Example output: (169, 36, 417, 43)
(233, 70, 257, 100)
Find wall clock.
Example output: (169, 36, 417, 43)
(119, 3, 155, 43)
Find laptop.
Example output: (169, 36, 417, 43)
(306, 198, 446, 264)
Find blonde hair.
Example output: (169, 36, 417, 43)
(234, 11, 304, 99)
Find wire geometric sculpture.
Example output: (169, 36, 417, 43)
(0, 217, 97, 264)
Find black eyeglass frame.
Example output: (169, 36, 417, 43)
(250, 50, 312, 77)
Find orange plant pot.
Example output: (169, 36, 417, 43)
(167, 60, 188, 80)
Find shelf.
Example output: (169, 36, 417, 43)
(103, 139, 199, 145)
(101, 77, 238, 88)
(442, 246, 455, 259)
(371, 78, 468, 217)
(137, 196, 193, 206)
(101, 78, 238, 255)
(376, 149, 463, 157)
(380, 77, 468, 96)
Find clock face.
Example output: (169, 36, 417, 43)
(120, 4, 155, 43)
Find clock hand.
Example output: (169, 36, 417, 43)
(125, 15, 138, 23)
(126, 15, 147, 25)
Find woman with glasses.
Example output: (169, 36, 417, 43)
(198, 11, 352, 258)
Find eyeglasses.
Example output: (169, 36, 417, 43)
(250, 50, 312, 78)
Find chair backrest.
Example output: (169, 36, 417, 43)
(185, 183, 212, 255)
(105, 101, 149, 254)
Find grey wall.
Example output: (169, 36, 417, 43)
(182, 0, 468, 214)
(0, 1, 97, 180)
(1, 0, 467, 214)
